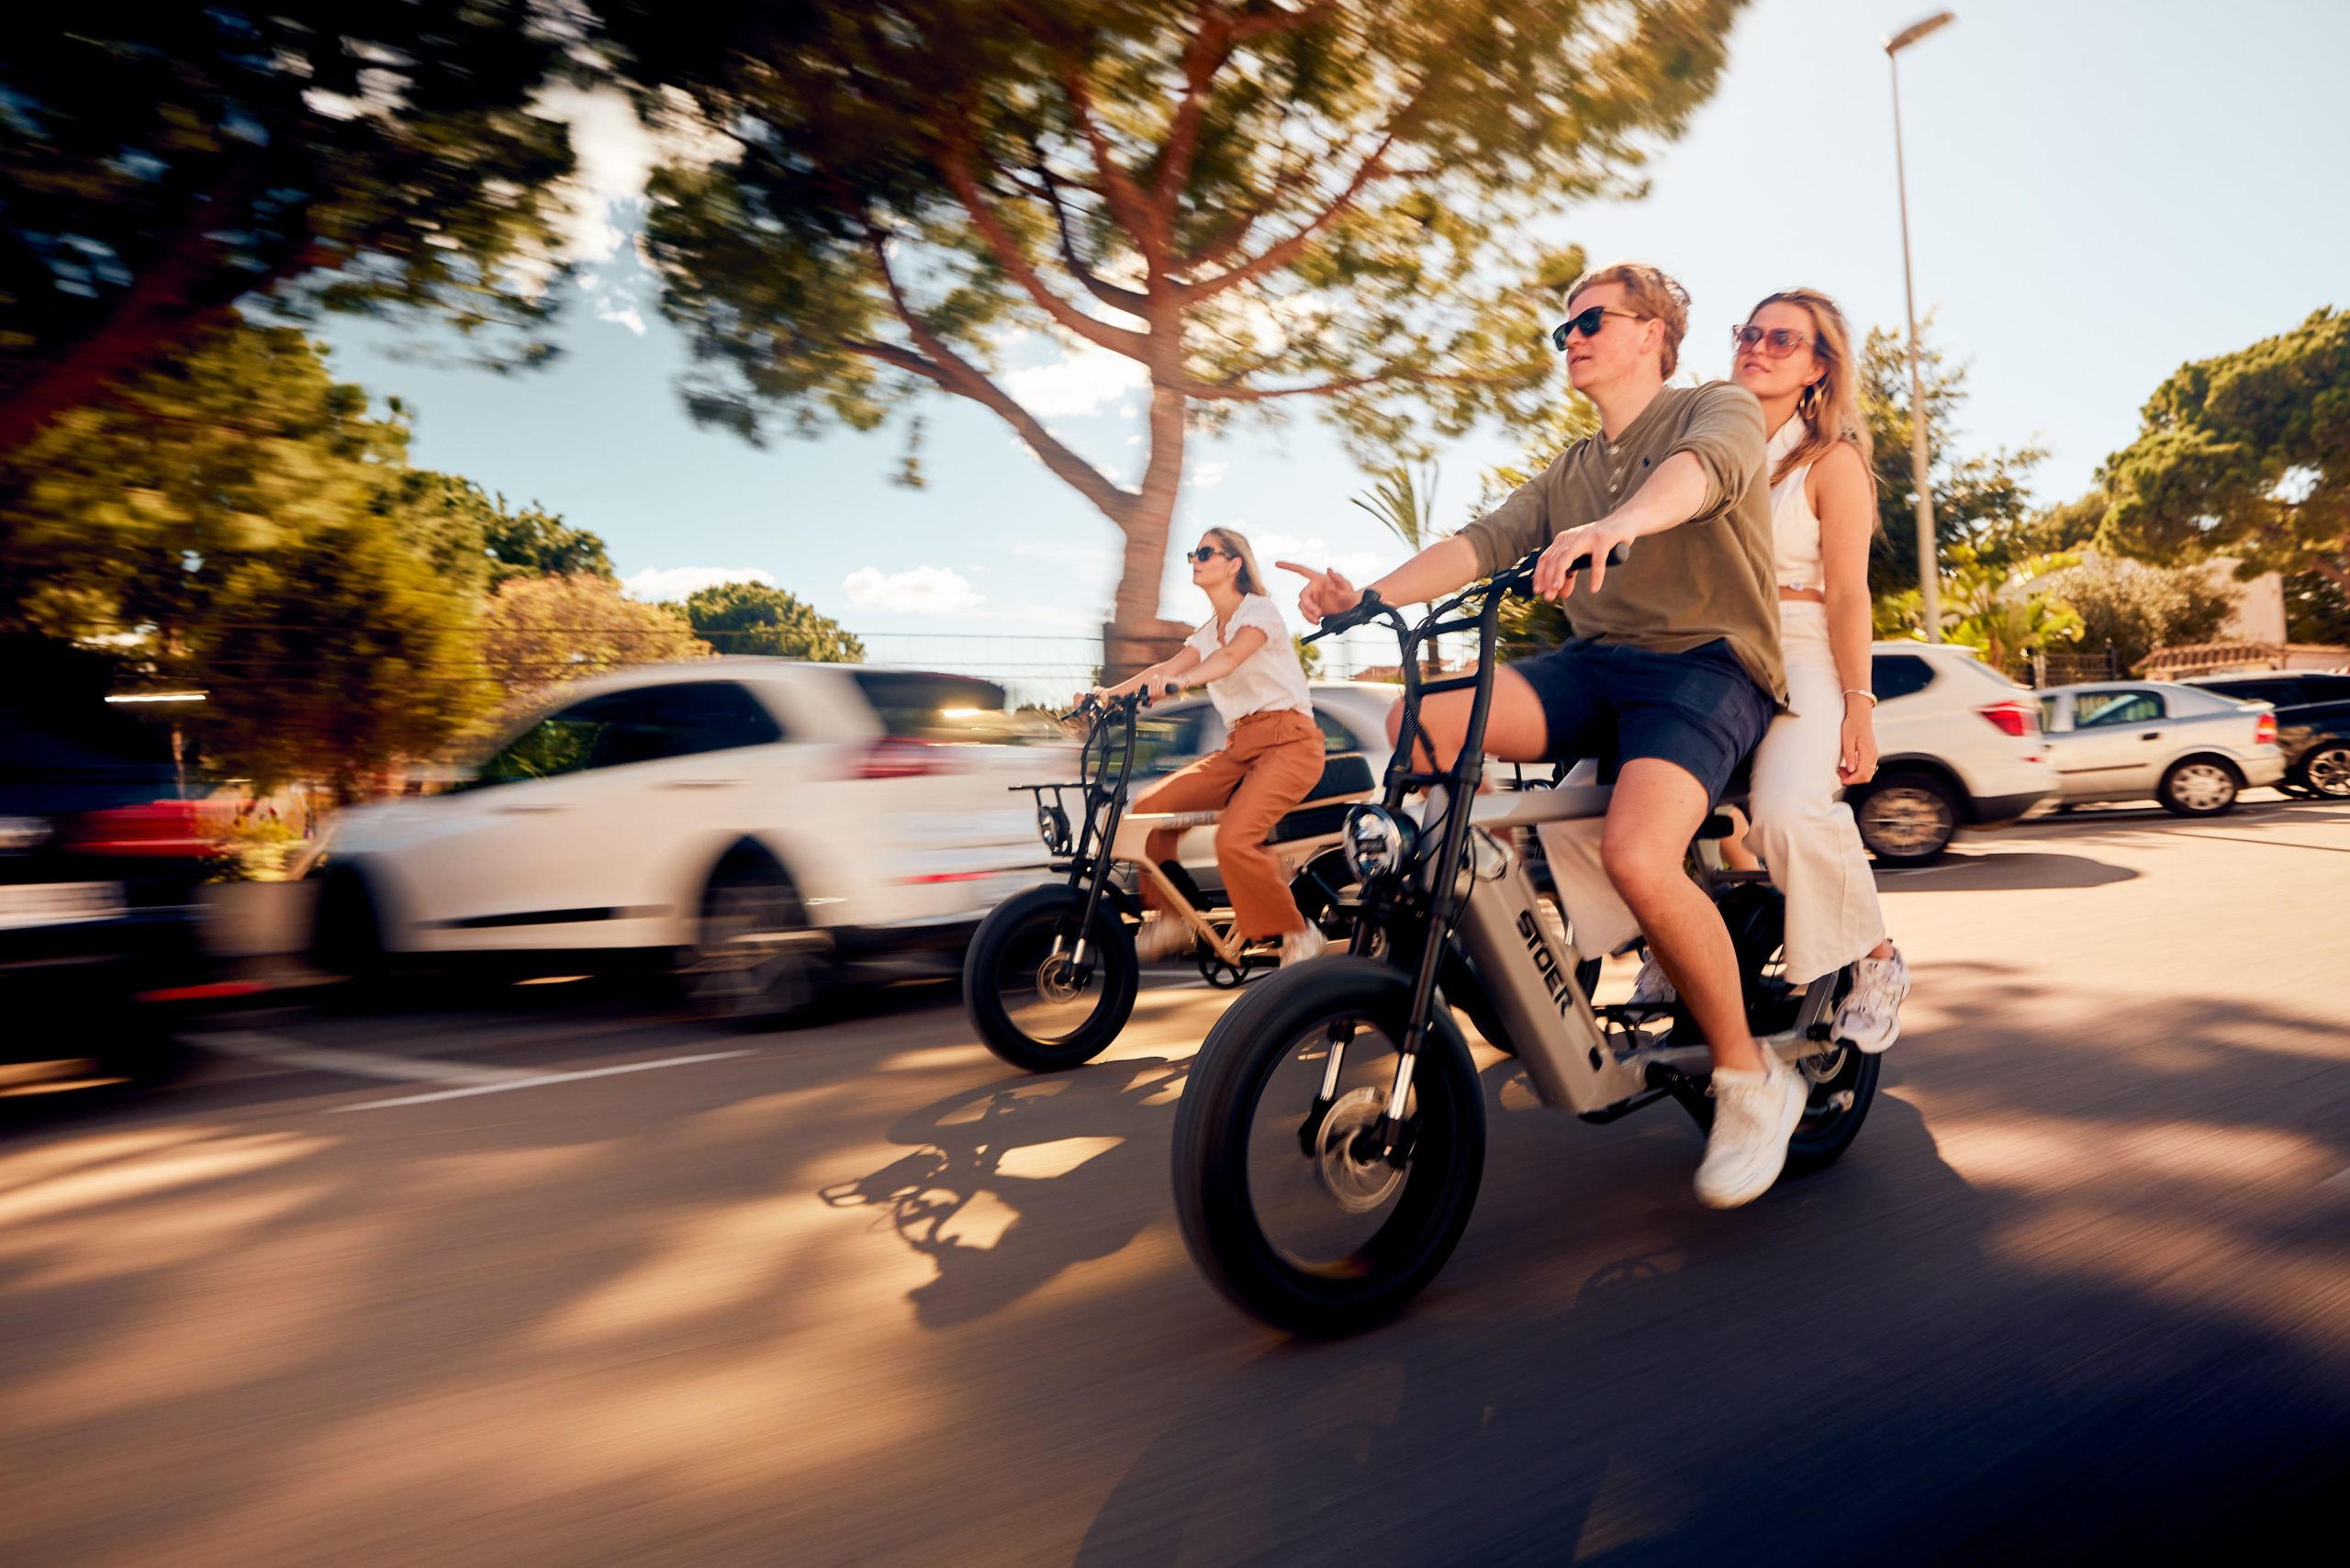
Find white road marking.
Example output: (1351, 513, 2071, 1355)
(198, 1031, 532, 1087)
(334, 1051, 749, 1112)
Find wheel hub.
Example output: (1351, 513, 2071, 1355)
(1314, 1086, 1405, 1214)
(1034, 952, 1090, 1005)
(2306, 746, 2350, 797)
(1864, 788, 1949, 855)
(2171, 764, 2232, 810)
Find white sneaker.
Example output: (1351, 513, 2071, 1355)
(1835, 946, 1910, 1054)
(1628, 950, 1676, 1009)
(1694, 1050, 1808, 1210)
(1134, 915, 1195, 963)
(1279, 923, 1328, 966)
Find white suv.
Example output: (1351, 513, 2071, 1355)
(1847, 642, 2062, 863)
(309, 662, 1069, 1018)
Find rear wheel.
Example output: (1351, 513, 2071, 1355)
(2300, 741, 2350, 800)
(1679, 885, 1879, 1175)
(2159, 756, 2240, 816)
(678, 853, 832, 1025)
(963, 883, 1138, 1070)
(1172, 958, 1485, 1336)
(1852, 772, 1959, 864)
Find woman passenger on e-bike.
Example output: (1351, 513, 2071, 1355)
(1090, 528, 1329, 969)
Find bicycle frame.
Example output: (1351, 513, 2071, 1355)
(1314, 555, 1842, 1148)
(1009, 696, 1362, 981)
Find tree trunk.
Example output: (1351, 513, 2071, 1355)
(1103, 380, 1193, 679)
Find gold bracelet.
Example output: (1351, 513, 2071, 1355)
(1843, 689, 1877, 707)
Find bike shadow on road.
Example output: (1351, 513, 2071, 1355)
(1073, 978, 2350, 1566)
(816, 1052, 1192, 1330)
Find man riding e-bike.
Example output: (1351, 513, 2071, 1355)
(1284, 261, 1802, 1210)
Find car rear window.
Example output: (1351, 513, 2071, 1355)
(848, 672, 1055, 743)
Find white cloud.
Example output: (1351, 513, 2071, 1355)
(597, 302, 648, 335)
(537, 84, 742, 266)
(1012, 603, 1102, 631)
(1002, 336, 1147, 419)
(1191, 459, 1229, 488)
(844, 565, 986, 615)
(622, 565, 776, 602)
(1243, 531, 1388, 588)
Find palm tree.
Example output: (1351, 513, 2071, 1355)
(1352, 463, 1447, 676)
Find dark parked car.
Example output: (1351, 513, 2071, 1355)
(0, 696, 217, 1083)
(2181, 671, 2350, 799)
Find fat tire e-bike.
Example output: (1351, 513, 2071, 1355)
(965, 692, 1373, 1072)
(1169, 549, 1878, 1335)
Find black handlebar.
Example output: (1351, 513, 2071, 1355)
(1305, 543, 1628, 643)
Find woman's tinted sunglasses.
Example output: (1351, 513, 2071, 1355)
(1187, 546, 1232, 564)
(1730, 324, 1813, 357)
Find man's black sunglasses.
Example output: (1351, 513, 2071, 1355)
(1550, 305, 1647, 353)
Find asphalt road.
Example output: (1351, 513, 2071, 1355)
(5, 797, 2348, 1565)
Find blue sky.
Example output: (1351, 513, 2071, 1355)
(322, 0, 2350, 688)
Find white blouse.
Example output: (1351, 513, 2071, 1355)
(1183, 594, 1313, 723)
(1767, 416, 1825, 593)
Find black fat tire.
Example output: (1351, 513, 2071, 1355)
(1171, 957, 1486, 1337)
(1852, 771, 1960, 864)
(310, 867, 394, 1011)
(2158, 756, 2241, 817)
(963, 883, 1138, 1071)
(1684, 885, 1880, 1175)
(679, 852, 831, 1026)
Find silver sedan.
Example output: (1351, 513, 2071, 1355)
(2035, 680, 2287, 815)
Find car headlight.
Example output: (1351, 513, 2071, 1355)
(1342, 804, 1410, 880)
(0, 816, 51, 854)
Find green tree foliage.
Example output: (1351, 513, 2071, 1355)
(1876, 543, 2082, 677)
(2027, 553, 2233, 675)
(2095, 307, 2350, 597)
(2284, 569, 2350, 645)
(1859, 320, 2046, 603)
(599, 0, 1745, 655)
(1352, 461, 1449, 673)
(0, 323, 493, 798)
(683, 582, 866, 662)
(0, 6, 579, 454)
(482, 574, 709, 705)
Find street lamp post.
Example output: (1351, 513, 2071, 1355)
(1886, 10, 1955, 642)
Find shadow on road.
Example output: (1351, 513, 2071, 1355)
(818, 1054, 1190, 1329)
(1876, 848, 2139, 890)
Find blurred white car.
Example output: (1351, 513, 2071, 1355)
(1844, 642, 2063, 864)
(309, 662, 1069, 1018)
(2034, 680, 2284, 814)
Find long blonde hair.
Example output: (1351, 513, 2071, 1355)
(1204, 526, 1268, 598)
(1747, 287, 1874, 487)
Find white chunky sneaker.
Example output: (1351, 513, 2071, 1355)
(1694, 1050, 1808, 1210)
(1279, 922, 1327, 967)
(1835, 946, 1911, 1054)
(1628, 950, 1677, 1009)
(1134, 914, 1195, 963)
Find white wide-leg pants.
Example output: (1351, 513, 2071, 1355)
(1537, 604, 1887, 983)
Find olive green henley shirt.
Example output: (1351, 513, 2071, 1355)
(1457, 381, 1786, 704)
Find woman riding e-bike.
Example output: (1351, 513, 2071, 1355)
(1092, 528, 1329, 969)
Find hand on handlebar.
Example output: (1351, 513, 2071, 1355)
(1277, 559, 1362, 623)
(1533, 520, 1639, 601)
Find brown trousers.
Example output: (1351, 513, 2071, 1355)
(1131, 709, 1326, 939)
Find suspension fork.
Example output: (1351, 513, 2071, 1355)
(1060, 700, 1140, 970)
(1372, 591, 1506, 1162)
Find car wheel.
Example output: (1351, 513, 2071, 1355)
(93, 1002, 192, 1086)
(2300, 741, 2350, 800)
(1852, 773, 1959, 865)
(678, 853, 832, 1026)
(309, 868, 394, 1009)
(2159, 756, 2241, 817)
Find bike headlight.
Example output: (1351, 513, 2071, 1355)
(1342, 804, 1409, 880)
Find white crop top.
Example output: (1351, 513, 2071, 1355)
(1767, 416, 1824, 592)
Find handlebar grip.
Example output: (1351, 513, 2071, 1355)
(1305, 588, 1386, 643)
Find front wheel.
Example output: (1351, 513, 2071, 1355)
(2159, 756, 2240, 816)
(1172, 958, 1485, 1336)
(963, 884, 1138, 1071)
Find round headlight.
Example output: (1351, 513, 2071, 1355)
(1342, 804, 1406, 880)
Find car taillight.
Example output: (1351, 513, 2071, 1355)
(1977, 700, 2038, 738)
(59, 801, 222, 857)
(2255, 713, 2277, 746)
(853, 737, 946, 779)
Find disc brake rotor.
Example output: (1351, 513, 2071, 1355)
(1034, 951, 1089, 1004)
(1314, 1086, 1406, 1214)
